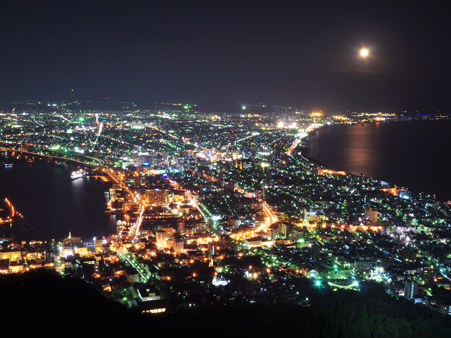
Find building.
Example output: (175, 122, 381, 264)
(365, 206, 378, 224)
(62, 232, 82, 247)
(278, 223, 290, 239)
(124, 267, 140, 283)
(354, 256, 376, 271)
(195, 221, 208, 234)
(0, 259, 9, 273)
(177, 219, 185, 234)
(404, 279, 418, 299)
(136, 285, 161, 302)
(172, 234, 185, 255)
(156, 229, 166, 248)
(10, 261, 24, 273)
(138, 299, 169, 314)
(440, 303, 451, 316)
(135, 166, 141, 187)
(145, 187, 169, 205)
(0, 249, 24, 262)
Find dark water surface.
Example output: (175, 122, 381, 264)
(0, 161, 117, 242)
(304, 120, 451, 201)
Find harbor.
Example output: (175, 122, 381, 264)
(0, 156, 116, 242)
(0, 198, 29, 242)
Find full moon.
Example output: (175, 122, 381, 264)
(360, 48, 369, 57)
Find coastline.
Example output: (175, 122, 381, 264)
(2, 117, 451, 246)
(0, 155, 114, 243)
(301, 123, 347, 170)
(302, 119, 451, 201)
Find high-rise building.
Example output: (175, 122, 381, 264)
(135, 166, 141, 187)
(156, 229, 166, 248)
(177, 220, 185, 234)
(404, 279, 418, 299)
(172, 234, 184, 255)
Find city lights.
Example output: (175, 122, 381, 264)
(1, 100, 451, 323)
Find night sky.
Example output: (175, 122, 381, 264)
(1, 0, 450, 111)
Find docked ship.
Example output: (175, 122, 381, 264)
(71, 169, 87, 180)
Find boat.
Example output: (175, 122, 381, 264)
(71, 169, 87, 180)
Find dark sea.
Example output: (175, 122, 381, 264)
(0, 159, 117, 242)
(304, 120, 451, 201)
